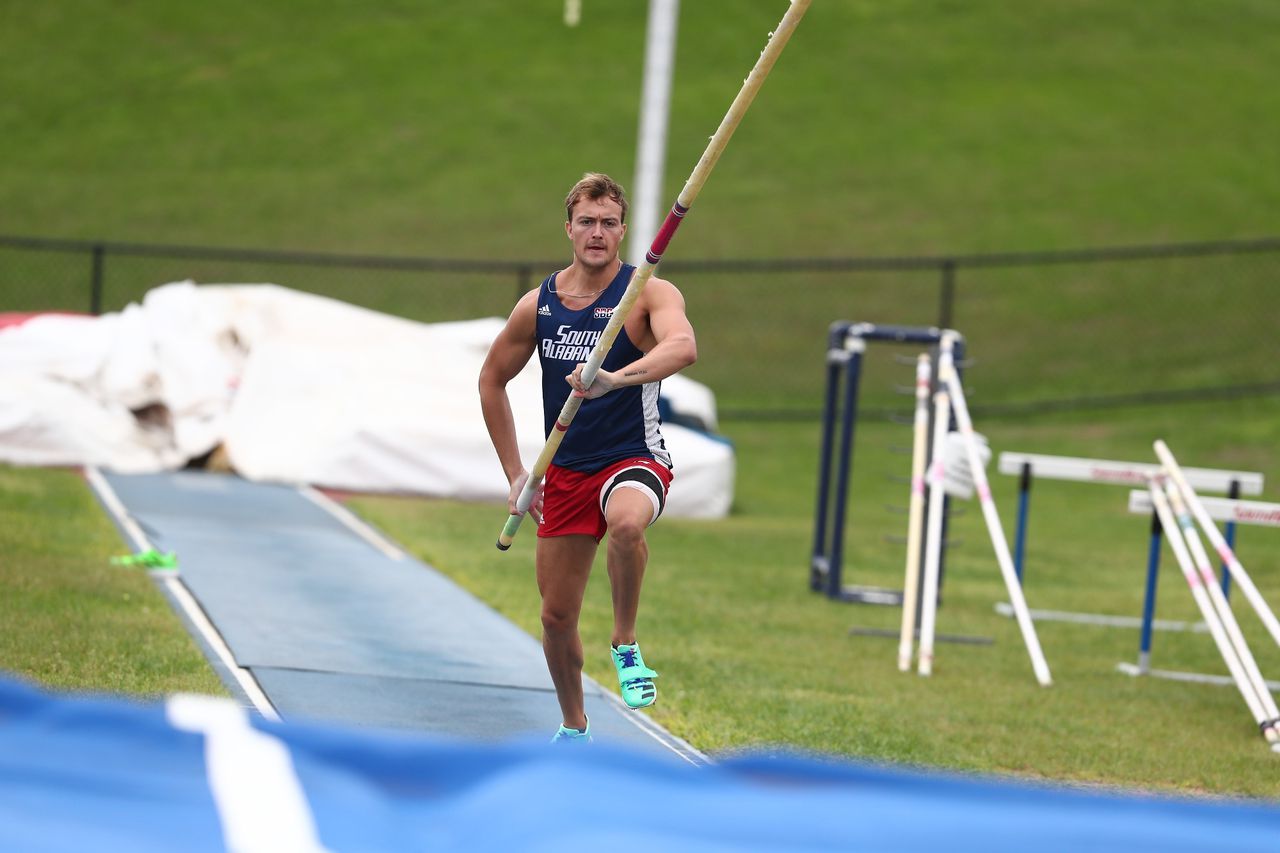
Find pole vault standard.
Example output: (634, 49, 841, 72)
(811, 322, 964, 602)
(497, 0, 813, 550)
(1155, 440, 1280, 649)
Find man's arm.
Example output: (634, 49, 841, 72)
(567, 277, 697, 398)
(479, 290, 542, 515)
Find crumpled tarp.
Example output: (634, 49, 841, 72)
(0, 282, 734, 517)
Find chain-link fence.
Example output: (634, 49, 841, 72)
(2, 234, 1277, 418)
(0, 236, 536, 324)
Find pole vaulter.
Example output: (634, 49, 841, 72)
(498, 0, 813, 549)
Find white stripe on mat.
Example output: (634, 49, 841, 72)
(85, 467, 280, 721)
(168, 695, 328, 853)
(299, 486, 405, 561)
(83, 466, 151, 552)
(586, 675, 709, 766)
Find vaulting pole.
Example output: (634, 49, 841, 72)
(1162, 478, 1280, 745)
(917, 348, 952, 677)
(940, 332, 1053, 686)
(898, 353, 932, 671)
(1148, 477, 1279, 748)
(1155, 440, 1280, 648)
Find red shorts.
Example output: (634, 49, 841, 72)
(538, 457, 674, 542)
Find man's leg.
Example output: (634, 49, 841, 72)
(536, 534, 597, 730)
(604, 487, 662, 709)
(603, 487, 655, 646)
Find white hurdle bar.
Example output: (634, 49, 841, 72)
(996, 452, 1262, 614)
(999, 454, 1263, 589)
(1128, 491, 1280, 528)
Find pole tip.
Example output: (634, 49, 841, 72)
(495, 539, 511, 551)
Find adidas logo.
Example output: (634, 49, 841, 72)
(538, 304, 552, 316)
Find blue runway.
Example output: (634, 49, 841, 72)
(89, 469, 703, 763)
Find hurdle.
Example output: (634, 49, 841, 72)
(811, 322, 965, 604)
(995, 452, 1262, 630)
(1123, 487, 1280, 688)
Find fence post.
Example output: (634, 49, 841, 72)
(937, 258, 956, 329)
(516, 264, 533, 301)
(90, 244, 106, 315)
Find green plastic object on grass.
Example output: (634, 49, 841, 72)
(110, 549, 178, 570)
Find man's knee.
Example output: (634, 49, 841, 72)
(603, 480, 662, 548)
(541, 602, 578, 636)
(607, 516, 647, 549)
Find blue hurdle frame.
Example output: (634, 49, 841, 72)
(810, 321, 966, 604)
(1132, 485, 1240, 672)
(1008, 462, 1243, 672)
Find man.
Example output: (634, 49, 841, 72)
(478, 173, 697, 743)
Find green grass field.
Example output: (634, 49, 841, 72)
(2, 0, 1279, 799)
(5, 398, 1278, 796)
(4, 2, 1278, 256)
(0, 465, 226, 698)
(344, 399, 1280, 798)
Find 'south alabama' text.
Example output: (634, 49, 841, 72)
(542, 325, 603, 362)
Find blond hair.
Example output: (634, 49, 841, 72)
(564, 173, 628, 223)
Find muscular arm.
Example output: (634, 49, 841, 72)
(479, 290, 539, 493)
(568, 278, 697, 398)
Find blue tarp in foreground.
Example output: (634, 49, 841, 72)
(0, 675, 1277, 852)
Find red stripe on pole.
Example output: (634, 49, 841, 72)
(645, 202, 689, 265)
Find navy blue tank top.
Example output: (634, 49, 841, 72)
(536, 263, 672, 473)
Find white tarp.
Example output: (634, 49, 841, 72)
(0, 282, 734, 518)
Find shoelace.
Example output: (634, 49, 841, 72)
(616, 647, 639, 669)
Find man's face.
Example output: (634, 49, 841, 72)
(565, 196, 627, 270)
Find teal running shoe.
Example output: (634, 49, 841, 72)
(611, 643, 658, 709)
(551, 717, 591, 744)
